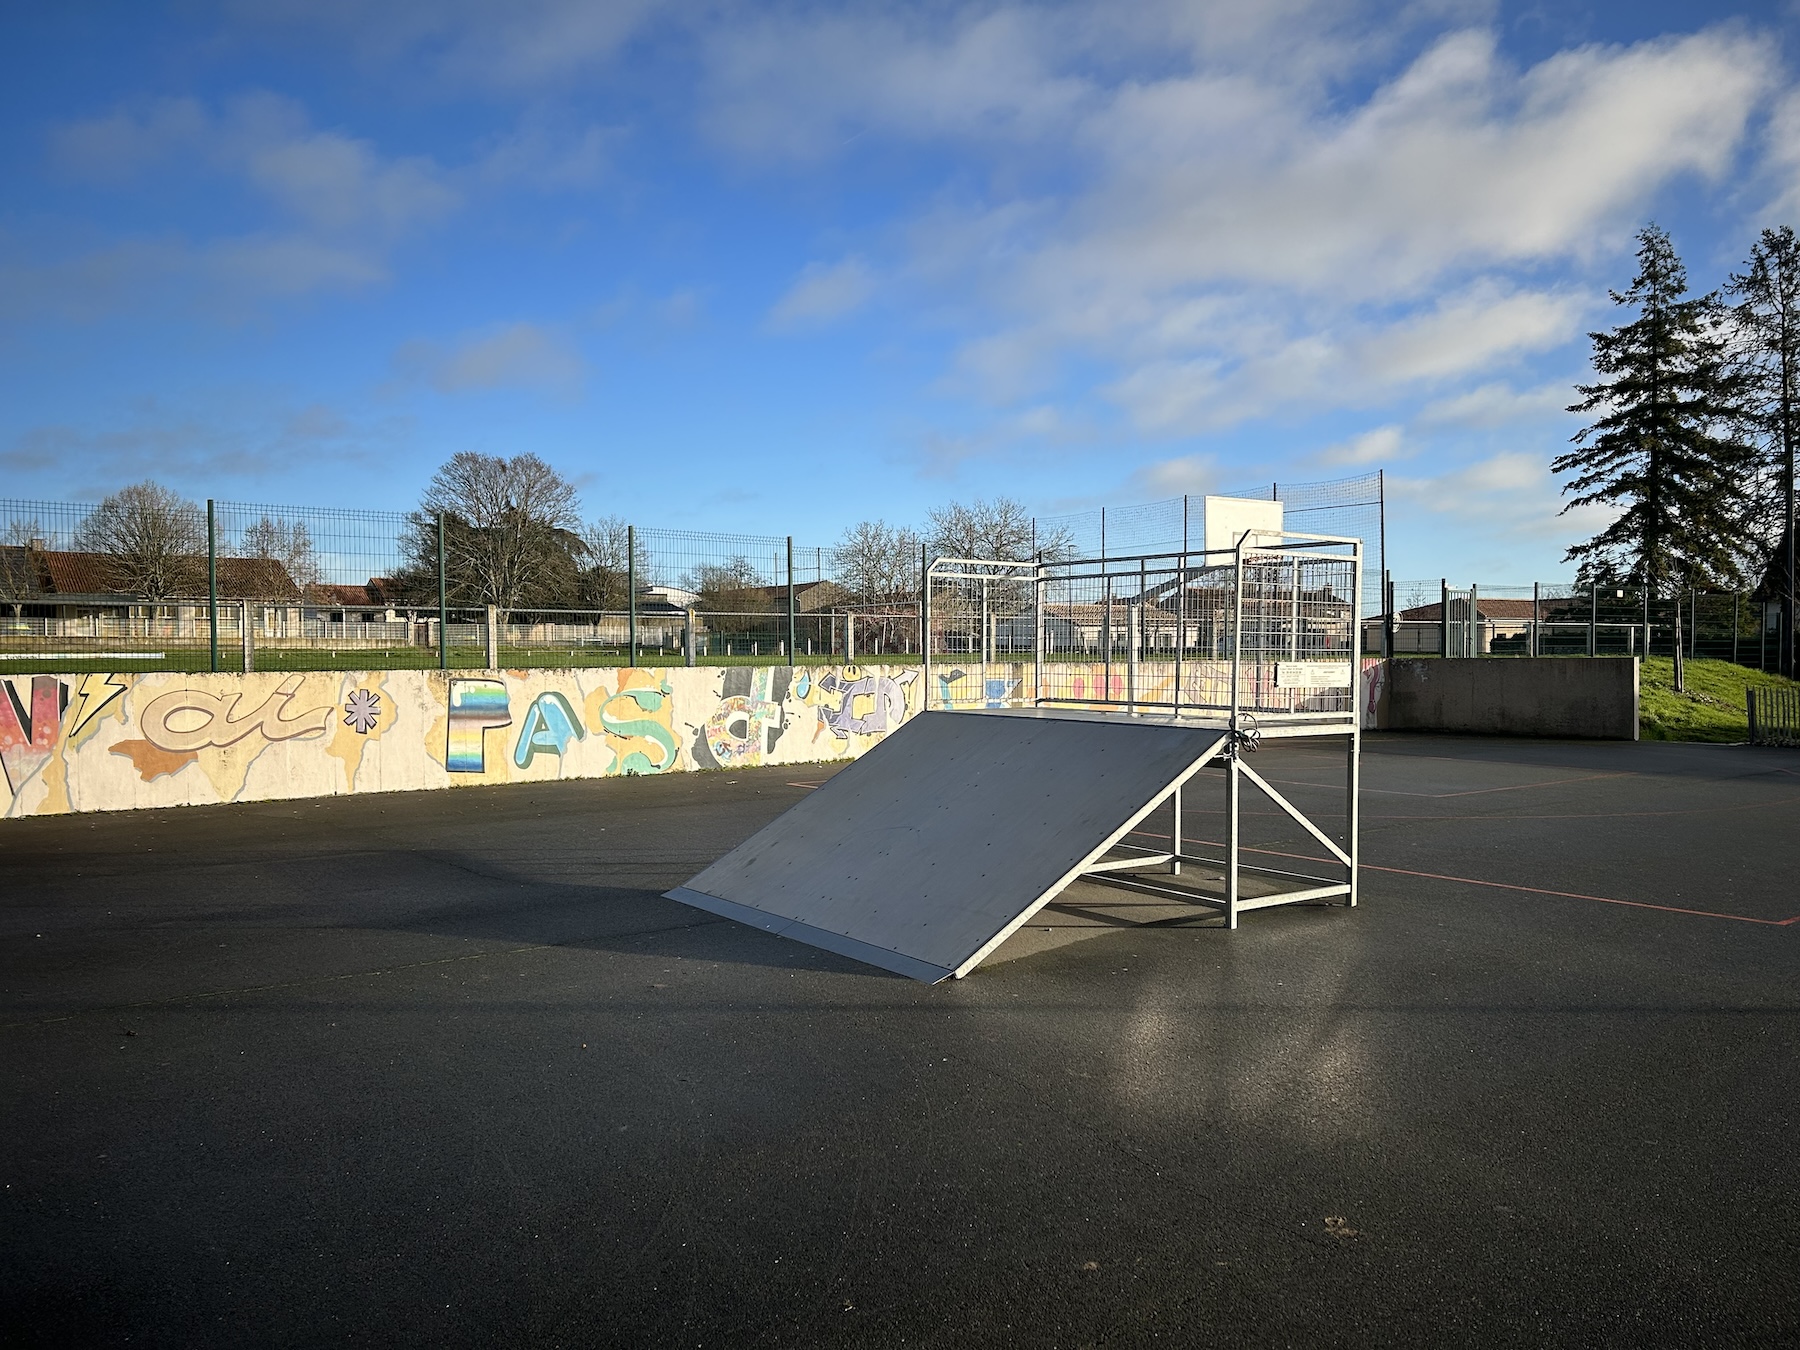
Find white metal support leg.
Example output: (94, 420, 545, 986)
(1225, 752, 1241, 930)
(1171, 785, 1182, 876)
(1346, 726, 1361, 907)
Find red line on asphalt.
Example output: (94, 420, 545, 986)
(1126, 828, 1800, 927)
(1281, 771, 1632, 800)
(1362, 862, 1797, 926)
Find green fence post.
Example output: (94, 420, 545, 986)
(207, 499, 218, 673)
(627, 524, 637, 666)
(436, 511, 448, 671)
(786, 536, 797, 664)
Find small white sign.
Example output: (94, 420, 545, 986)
(1275, 661, 1354, 689)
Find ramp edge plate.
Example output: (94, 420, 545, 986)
(664, 885, 956, 985)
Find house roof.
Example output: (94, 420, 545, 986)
(1398, 599, 1541, 621)
(0, 545, 302, 601)
(314, 577, 401, 607)
(316, 583, 378, 606)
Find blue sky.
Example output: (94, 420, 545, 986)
(3, 0, 1797, 581)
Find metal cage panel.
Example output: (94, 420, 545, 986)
(924, 535, 1362, 728)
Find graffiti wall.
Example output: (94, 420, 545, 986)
(0, 660, 1389, 820)
(0, 665, 946, 820)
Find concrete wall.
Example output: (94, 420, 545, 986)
(1383, 657, 1639, 739)
(0, 664, 972, 820)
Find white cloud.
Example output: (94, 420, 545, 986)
(1094, 283, 1579, 433)
(54, 91, 463, 236)
(1388, 449, 1601, 545)
(1132, 453, 1218, 496)
(475, 117, 622, 190)
(703, 8, 1095, 162)
(245, 131, 457, 235)
(206, 235, 389, 296)
(220, 0, 661, 90)
(0, 233, 388, 322)
(48, 97, 208, 180)
(1319, 424, 1407, 466)
(395, 322, 587, 396)
(701, 12, 1772, 437)
(1761, 86, 1800, 221)
(1351, 286, 1580, 385)
(0, 395, 396, 494)
(1415, 380, 1570, 429)
(31, 92, 474, 317)
(767, 258, 876, 331)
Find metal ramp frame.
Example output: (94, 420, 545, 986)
(666, 706, 1357, 983)
(668, 530, 1362, 982)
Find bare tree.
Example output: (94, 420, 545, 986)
(831, 520, 922, 602)
(410, 452, 584, 611)
(1, 517, 46, 548)
(0, 518, 48, 617)
(925, 496, 1073, 562)
(239, 516, 319, 598)
(74, 482, 206, 599)
(577, 515, 648, 610)
(687, 555, 763, 608)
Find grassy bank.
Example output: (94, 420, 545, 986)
(1639, 656, 1800, 742)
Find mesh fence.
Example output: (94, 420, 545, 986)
(0, 471, 1382, 673)
(1036, 470, 1385, 615)
(1383, 580, 1781, 668)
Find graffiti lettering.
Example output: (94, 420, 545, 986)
(139, 675, 332, 752)
(599, 678, 678, 775)
(816, 669, 914, 741)
(0, 676, 66, 793)
(448, 678, 511, 773)
(704, 695, 778, 764)
(514, 691, 585, 768)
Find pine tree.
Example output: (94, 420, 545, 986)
(1727, 225, 1800, 673)
(1554, 224, 1755, 591)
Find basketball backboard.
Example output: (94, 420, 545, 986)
(1203, 495, 1284, 552)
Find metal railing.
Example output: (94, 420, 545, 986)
(1748, 687, 1800, 746)
(924, 533, 1363, 726)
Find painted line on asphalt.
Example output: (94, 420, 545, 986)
(1128, 828, 1800, 927)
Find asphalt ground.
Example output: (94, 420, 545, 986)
(4, 732, 1800, 1347)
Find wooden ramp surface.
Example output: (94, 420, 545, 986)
(666, 709, 1223, 982)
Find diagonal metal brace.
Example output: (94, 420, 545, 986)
(1236, 759, 1353, 868)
